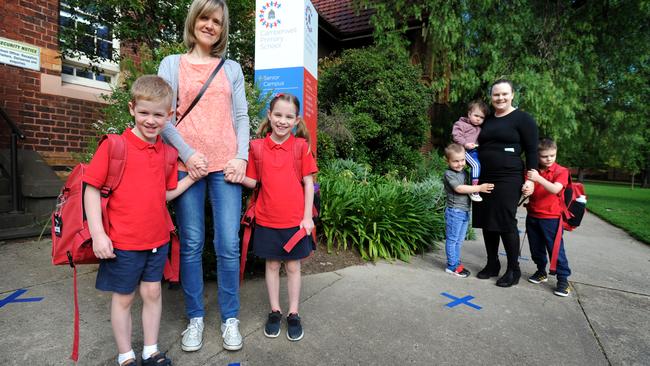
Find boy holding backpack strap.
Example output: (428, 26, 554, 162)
(525, 138, 572, 297)
(83, 75, 202, 366)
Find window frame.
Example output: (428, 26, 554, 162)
(59, 3, 120, 90)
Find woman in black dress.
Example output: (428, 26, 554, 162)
(473, 79, 538, 287)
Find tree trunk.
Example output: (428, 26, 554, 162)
(577, 167, 585, 182)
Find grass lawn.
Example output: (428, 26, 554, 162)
(583, 182, 650, 244)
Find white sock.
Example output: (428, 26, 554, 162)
(142, 344, 158, 360)
(117, 350, 135, 365)
(191, 316, 204, 326)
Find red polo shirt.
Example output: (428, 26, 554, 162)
(83, 129, 178, 250)
(527, 162, 569, 219)
(246, 134, 318, 228)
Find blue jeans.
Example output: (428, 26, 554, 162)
(526, 216, 571, 280)
(175, 171, 242, 321)
(445, 207, 470, 271)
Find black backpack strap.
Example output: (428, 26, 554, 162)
(175, 58, 226, 126)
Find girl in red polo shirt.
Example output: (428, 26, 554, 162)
(238, 93, 317, 342)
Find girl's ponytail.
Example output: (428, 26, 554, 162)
(294, 118, 312, 151)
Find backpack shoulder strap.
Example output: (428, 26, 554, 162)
(293, 137, 307, 184)
(250, 139, 264, 183)
(162, 144, 179, 180)
(99, 134, 128, 196)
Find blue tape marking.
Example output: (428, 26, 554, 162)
(441, 292, 482, 310)
(498, 251, 529, 261)
(0, 289, 44, 309)
(228, 364, 241, 366)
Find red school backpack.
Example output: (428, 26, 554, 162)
(239, 137, 319, 282)
(50, 134, 180, 362)
(549, 174, 587, 274)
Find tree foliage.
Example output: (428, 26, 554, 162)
(59, 0, 256, 75)
(358, 0, 650, 185)
(318, 46, 433, 175)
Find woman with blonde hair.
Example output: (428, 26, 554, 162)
(158, 0, 249, 352)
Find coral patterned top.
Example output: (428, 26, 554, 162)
(176, 56, 236, 172)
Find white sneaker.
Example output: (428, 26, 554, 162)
(221, 318, 243, 351)
(181, 318, 204, 352)
(469, 192, 483, 202)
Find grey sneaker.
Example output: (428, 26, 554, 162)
(221, 318, 243, 351)
(181, 318, 204, 352)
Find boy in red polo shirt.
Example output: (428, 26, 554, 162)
(525, 138, 572, 297)
(83, 75, 202, 366)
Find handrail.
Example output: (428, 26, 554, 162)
(0, 107, 26, 139)
(0, 106, 25, 213)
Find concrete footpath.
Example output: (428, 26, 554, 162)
(1, 210, 649, 366)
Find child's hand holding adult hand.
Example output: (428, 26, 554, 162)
(479, 183, 494, 193)
(186, 152, 208, 180)
(521, 179, 535, 196)
(465, 143, 477, 150)
(527, 169, 540, 182)
(300, 217, 315, 235)
(92, 233, 116, 259)
(224, 159, 247, 183)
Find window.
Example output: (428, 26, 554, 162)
(59, 3, 120, 90)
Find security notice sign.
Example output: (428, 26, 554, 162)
(0, 37, 40, 71)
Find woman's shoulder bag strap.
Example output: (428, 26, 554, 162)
(175, 58, 226, 126)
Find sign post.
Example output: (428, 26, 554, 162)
(254, 0, 318, 152)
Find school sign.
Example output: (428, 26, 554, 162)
(254, 0, 318, 152)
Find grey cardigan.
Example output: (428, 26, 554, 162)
(158, 54, 250, 162)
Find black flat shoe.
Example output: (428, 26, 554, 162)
(477, 264, 501, 279)
(496, 269, 521, 287)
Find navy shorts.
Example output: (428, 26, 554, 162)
(95, 243, 169, 294)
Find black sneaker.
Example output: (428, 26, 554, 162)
(286, 313, 304, 341)
(528, 270, 548, 284)
(264, 310, 282, 338)
(554, 281, 571, 297)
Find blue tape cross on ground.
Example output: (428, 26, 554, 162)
(228, 363, 240, 366)
(440, 292, 482, 310)
(0, 289, 44, 309)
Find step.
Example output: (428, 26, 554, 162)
(0, 212, 36, 228)
(0, 223, 46, 241)
(0, 195, 12, 212)
(0, 177, 9, 194)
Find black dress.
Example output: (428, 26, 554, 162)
(472, 109, 538, 232)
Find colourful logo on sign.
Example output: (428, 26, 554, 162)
(259, 2, 282, 28)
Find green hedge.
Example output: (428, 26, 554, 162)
(318, 159, 446, 261)
(318, 46, 433, 175)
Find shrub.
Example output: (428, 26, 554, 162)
(318, 159, 446, 261)
(318, 45, 434, 176)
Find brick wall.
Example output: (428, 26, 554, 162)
(0, 0, 103, 167)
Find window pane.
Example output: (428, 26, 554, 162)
(62, 65, 74, 75)
(59, 14, 73, 29)
(96, 25, 110, 40)
(96, 74, 111, 83)
(76, 69, 93, 79)
(79, 34, 95, 55)
(97, 40, 112, 59)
